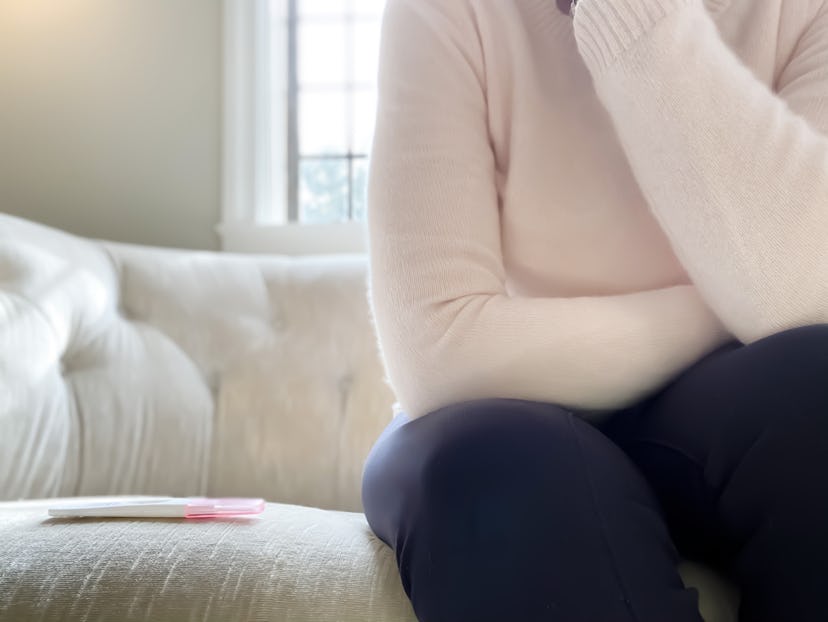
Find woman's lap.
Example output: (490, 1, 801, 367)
(597, 323, 828, 620)
(361, 323, 828, 621)
(362, 397, 702, 621)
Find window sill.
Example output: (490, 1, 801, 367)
(217, 220, 367, 255)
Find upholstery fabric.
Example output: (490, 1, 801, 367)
(0, 497, 738, 622)
(0, 215, 739, 621)
(0, 214, 395, 511)
(0, 497, 416, 622)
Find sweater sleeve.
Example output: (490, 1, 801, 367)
(366, 0, 732, 420)
(573, 0, 828, 345)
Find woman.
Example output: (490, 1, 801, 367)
(361, 0, 828, 620)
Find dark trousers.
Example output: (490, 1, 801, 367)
(361, 324, 828, 622)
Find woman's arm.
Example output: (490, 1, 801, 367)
(367, 0, 731, 420)
(573, 0, 828, 345)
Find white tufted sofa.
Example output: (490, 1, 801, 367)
(0, 214, 739, 621)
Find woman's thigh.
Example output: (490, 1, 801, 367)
(598, 324, 828, 622)
(361, 398, 703, 622)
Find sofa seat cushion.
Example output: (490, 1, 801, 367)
(0, 496, 738, 622)
(0, 496, 415, 622)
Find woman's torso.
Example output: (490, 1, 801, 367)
(475, 0, 807, 298)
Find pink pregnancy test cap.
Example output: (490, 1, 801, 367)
(185, 498, 266, 518)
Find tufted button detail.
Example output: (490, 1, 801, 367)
(337, 373, 354, 416)
(270, 305, 286, 331)
(59, 350, 78, 376)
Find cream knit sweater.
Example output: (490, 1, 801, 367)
(366, 0, 828, 420)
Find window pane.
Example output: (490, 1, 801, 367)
(352, 89, 377, 154)
(352, 157, 369, 221)
(288, 1, 386, 222)
(353, 19, 381, 84)
(299, 90, 348, 155)
(299, 158, 349, 223)
(298, 21, 346, 86)
(299, 0, 346, 17)
(352, 0, 387, 16)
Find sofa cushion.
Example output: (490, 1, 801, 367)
(0, 214, 395, 511)
(0, 497, 738, 622)
(0, 497, 416, 622)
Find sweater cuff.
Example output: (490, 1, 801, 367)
(573, 0, 700, 75)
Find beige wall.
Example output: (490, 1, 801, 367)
(0, 0, 221, 250)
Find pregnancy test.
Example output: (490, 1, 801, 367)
(48, 497, 266, 518)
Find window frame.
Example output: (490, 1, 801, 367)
(220, 0, 367, 254)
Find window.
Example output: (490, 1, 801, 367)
(221, 0, 385, 252)
(288, 0, 385, 224)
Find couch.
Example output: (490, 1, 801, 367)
(0, 214, 739, 621)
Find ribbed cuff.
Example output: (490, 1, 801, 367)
(573, 0, 700, 75)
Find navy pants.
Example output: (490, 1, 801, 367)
(361, 324, 828, 621)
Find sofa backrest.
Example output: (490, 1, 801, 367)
(0, 214, 395, 512)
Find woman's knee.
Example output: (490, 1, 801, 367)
(412, 399, 591, 518)
(363, 398, 695, 621)
(363, 397, 654, 559)
(747, 323, 828, 398)
(729, 323, 828, 458)
(361, 399, 582, 542)
(672, 322, 828, 460)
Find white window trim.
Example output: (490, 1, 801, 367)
(220, 0, 366, 254)
(219, 220, 368, 255)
